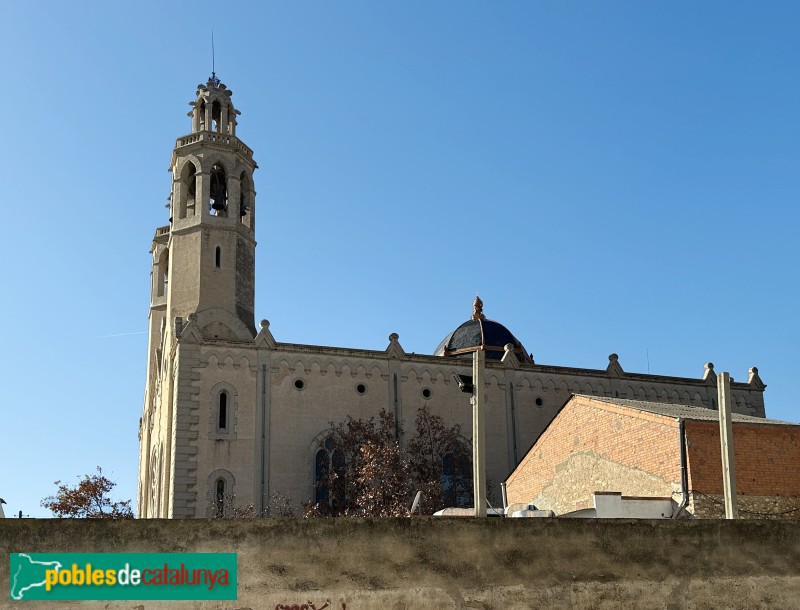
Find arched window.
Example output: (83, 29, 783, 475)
(209, 164, 227, 215)
(178, 162, 197, 219)
(239, 171, 251, 225)
(199, 101, 206, 130)
(442, 441, 472, 508)
(218, 391, 228, 430)
(210, 382, 237, 439)
(207, 469, 235, 518)
(212, 100, 222, 132)
(215, 478, 225, 517)
(156, 249, 169, 297)
(315, 436, 345, 512)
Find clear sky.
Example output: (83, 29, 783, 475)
(2, 2, 798, 518)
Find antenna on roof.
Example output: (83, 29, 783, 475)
(209, 31, 220, 87)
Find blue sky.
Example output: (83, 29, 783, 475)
(2, 2, 797, 518)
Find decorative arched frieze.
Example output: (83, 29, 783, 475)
(624, 385, 636, 399)
(515, 377, 532, 391)
(203, 350, 255, 372)
(418, 369, 435, 382)
(404, 368, 422, 382)
(274, 359, 292, 373)
(486, 373, 504, 388)
(526, 377, 544, 391)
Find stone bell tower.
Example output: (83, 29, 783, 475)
(139, 75, 259, 517)
(155, 73, 258, 339)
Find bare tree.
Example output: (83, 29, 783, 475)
(42, 467, 133, 519)
(407, 405, 472, 513)
(211, 491, 257, 519)
(266, 490, 298, 518)
(352, 413, 413, 517)
(316, 407, 472, 517)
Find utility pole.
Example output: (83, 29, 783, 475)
(717, 372, 738, 519)
(473, 349, 487, 517)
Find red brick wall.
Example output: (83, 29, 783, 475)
(505, 396, 681, 509)
(685, 421, 800, 496)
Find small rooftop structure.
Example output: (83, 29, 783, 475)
(434, 297, 531, 363)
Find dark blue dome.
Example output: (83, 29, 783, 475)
(434, 298, 531, 363)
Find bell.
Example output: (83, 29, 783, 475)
(211, 200, 226, 211)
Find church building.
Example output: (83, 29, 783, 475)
(137, 76, 766, 518)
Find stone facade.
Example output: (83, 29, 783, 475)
(505, 395, 800, 518)
(138, 77, 768, 518)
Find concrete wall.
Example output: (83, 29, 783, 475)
(3, 518, 800, 609)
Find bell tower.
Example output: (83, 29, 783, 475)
(156, 74, 258, 338)
(139, 75, 259, 517)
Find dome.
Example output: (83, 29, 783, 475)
(434, 297, 531, 363)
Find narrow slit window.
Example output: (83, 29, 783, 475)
(215, 247, 221, 268)
(215, 479, 225, 517)
(218, 391, 227, 430)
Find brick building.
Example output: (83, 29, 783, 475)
(505, 395, 800, 519)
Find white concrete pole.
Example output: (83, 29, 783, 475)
(473, 349, 487, 518)
(717, 372, 738, 519)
